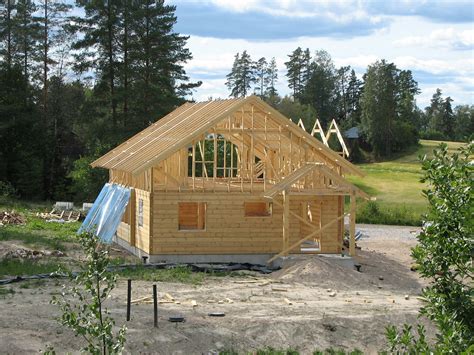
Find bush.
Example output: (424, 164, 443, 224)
(356, 201, 421, 226)
(385, 142, 474, 353)
(0, 181, 17, 198)
(419, 129, 446, 141)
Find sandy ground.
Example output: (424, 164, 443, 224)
(0, 224, 431, 354)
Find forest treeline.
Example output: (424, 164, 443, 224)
(226, 49, 473, 158)
(0, 2, 472, 201)
(0, 0, 199, 200)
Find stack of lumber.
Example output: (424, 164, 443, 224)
(0, 211, 25, 226)
(36, 208, 81, 222)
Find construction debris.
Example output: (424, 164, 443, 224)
(0, 211, 25, 226)
(4, 248, 65, 260)
(36, 208, 81, 222)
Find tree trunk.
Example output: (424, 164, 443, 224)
(106, 0, 117, 127)
(6, 0, 12, 69)
(123, 2, 129, 127)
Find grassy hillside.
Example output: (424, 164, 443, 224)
(348, 140, 466, 225)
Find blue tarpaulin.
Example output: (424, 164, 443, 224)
(78, 183, 131, 243)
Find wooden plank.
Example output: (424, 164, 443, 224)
(268, 214, 344, 263)
(350, 192, 356, 256)
(282, 189, 290, 254)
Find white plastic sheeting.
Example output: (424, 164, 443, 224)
(78, 183, 131, 243)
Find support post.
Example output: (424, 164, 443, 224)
(153, 284, 158, 328)
(126, 279, 132, 321)
(349, 192, 356, 256)
(282, 189, 290, 254)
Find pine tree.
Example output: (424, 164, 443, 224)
(265, 57, 278, 99)
(396, 69, 419, 124)
(12, 0, 40, 86)
(360, 60, 398, 158)
(226, 50, 255, 98)
(346, 69, 362, 124)
(285, 47, 310, 100)
(426, 88, 444, 135)
(336, 66, 351, 121)
(442, 96, 454, 139)
(128, 0, 198, 130)
(302, 50, 337, 125)
(0, 0, 15, 68)
(254, 57, 268, 97)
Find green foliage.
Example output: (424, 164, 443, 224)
(0, 259, 62, 278)
(255, 347, 300, 355)
(226, 51, 256, 98)
(0, 286, 15, 297)
(51, 232, 126, 354)
(0, 181, 17, 198)
(118, 264, 205, 284)
(356, 200, 422, 226)
(69, 155, 108, 202)
(117, 264, 243, 284)
(313, 350, 363, 355)
(385, 143, 474, 353)
(385, 324, 432, 354)
(0, 216, 79, 251)
(413, 142, 474, 351)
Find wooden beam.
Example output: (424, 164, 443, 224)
(282, 189, 290, 254)
(268, 214, 344, 263)
(349, 192, 356, 256)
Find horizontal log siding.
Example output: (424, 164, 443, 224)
(135, 189, 151, 253)
(152, 193, 340, 255)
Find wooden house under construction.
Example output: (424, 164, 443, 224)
(92, 96, 368, 264)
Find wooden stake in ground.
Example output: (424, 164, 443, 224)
(153, 284, 158, 328)
(127, 279, 132, 321)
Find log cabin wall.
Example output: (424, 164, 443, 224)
(151, 192, 340, 255)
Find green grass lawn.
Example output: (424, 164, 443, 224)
(347, 139, 466, 225)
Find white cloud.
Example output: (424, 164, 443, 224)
(395, 28, 474, 50)
(394, 56, 473, 76)
(182, 15, 473, 107)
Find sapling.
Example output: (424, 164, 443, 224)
(50, 231, 126, 354)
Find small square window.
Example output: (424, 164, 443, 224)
(179, 202, 206, 230)
(244, 202, 272, 217)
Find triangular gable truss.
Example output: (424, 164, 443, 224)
(92, 96, 363, 177)
(325, 119, 350, 158)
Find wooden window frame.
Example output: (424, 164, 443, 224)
(244, 202, 272, 217)
(178, 202, 207, 231)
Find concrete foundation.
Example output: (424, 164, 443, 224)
(113, 235, 281, 267)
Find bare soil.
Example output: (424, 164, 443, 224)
(0, 224, 432, 354)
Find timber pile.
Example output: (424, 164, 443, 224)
(0, 211, 25, 226)
(36, 208, 81, 222)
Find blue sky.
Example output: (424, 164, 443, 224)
(171, 0, 474, 108)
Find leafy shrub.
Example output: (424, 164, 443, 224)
(419, 129, 446, 141)
(385, 142, 474, 353)
(0, 181, 17, 198)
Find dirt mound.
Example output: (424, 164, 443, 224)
(271, 255, 378, 290)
